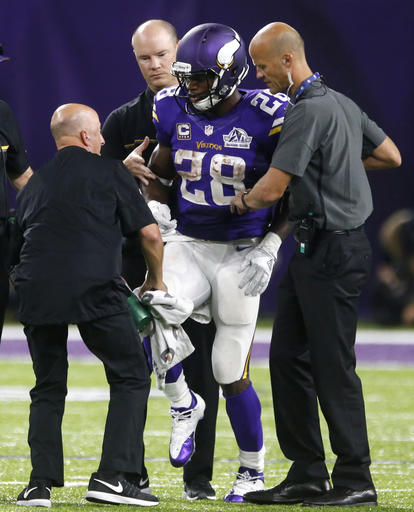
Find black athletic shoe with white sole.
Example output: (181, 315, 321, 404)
(17, 481, 51, 507)
(86, 472, 159, 506)
(183, 476, 216, 501)
(138, 475, 151, 494)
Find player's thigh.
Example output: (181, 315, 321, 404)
(163, 241, 210, 306)
(210, 249, 259, 326)
(211, 319, 258, 385)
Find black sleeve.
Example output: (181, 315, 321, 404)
(113, 162, 156, 236)
(101, 110, 126, 159)
(0, 101, 29, 178)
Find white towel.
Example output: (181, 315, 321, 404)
(136, 289, 194, 389)
(147, 201, 177, 239)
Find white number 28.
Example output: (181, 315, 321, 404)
(174, 149, 246, 206)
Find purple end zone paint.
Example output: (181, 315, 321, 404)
(1, 338, 414, 364)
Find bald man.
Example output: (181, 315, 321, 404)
(231, 23, 401, 507)
(102, 20, 219, 501)
(14, 103, 164, 507)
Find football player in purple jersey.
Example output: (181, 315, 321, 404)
(144, 23, 289, 502)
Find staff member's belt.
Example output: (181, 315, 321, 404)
(294, 222, 364, 257)
(320, 224, 365, 235)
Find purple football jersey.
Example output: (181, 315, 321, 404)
(153, 87, 288, 241)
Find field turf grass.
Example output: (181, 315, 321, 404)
(0, 360, 413, 511)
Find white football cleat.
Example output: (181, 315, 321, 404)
(224, 467, 264, 503)
(169, 391, 205, 467)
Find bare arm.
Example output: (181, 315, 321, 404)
(11, 166, 33, 190)
(142, 143, 176, 204)
(363, 136, 402, 170)
(138, 223, 167, 295)
(268, 190, 293, 240)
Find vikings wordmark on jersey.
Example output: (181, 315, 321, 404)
(153, 87, 288, 241)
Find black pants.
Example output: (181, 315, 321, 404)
(270, 230, 374, 490)
(181, 319, 218, 482)
(0, 229, 9, 341)
(25, 312, 150, 487)
(122, 237, 218, 483)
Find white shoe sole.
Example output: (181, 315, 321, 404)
(16, 499, 51, 507)
(86, 490, 158, 506)
(182, 491, 217, 501)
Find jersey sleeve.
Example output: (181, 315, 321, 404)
(113, 161, 156, 235)
(0, 101, 29, 178)
(152, 87, 177, 147)
(270, 101, 318, 178)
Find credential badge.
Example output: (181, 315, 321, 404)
(223, 127, 252, 149)
(176, 123, 191, 140)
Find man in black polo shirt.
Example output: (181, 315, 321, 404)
(0, 44, 33, 341)
(102, 20, 218, 501)
(14, 103, 164, 508)
(231, 22, 401, 507)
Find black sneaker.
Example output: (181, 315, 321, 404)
(86, 472, 159, 506)
(17, 481, 51, 507)
(138, 475, 151, 494)
(183, 476, 216, 501)
(124, 468, 151, 494)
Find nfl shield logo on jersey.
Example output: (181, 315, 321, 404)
(223, 127, 252, 149)
(204, 125, 214, 136)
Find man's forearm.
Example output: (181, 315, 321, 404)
(139, 224, 164, 287)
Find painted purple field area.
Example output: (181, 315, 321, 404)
(1, 326, 414, 364)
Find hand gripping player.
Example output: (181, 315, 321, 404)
(144, 23, 289, 502)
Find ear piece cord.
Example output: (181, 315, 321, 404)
(286, 71, 295, 104)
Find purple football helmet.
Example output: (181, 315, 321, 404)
(171, 23, 249, 114)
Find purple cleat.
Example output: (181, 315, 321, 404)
(224, 467, 264, 503)
(169, 391, 205, 467)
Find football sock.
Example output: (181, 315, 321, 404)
(164, 365, 193, 408)
(225, 381, 265, 471)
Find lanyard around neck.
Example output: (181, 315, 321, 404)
(291, 72, 320, 104)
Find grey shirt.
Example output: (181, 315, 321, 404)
(271, 78, 386, 230)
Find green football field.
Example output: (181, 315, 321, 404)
(0, 360, 413, 511)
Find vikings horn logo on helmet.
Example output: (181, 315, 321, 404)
(216, 34, 241, 69)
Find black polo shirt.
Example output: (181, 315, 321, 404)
(0, 100, 29, 220)
(14, 146, 155, 325)
(102, 88, 157, 163)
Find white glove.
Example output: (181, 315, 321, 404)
(238, 232, 282, 296)
(147, 200, 177, 238)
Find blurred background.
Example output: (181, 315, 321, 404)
(1, 0, 412, 323)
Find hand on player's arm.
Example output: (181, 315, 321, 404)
(230, 166, 291, 214)
(123, 136, 157, 186)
